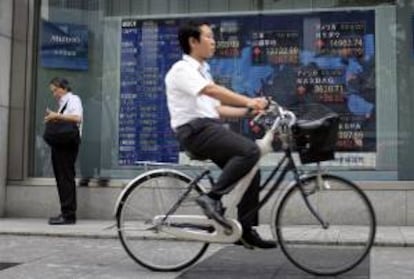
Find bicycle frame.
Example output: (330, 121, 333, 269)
(118, 139, 319, 244)
(114, 104, 326, 243)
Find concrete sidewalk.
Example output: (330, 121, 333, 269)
(0, 218, 117, 239)
(1, 218, 414, 247)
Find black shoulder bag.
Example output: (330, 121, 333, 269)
(43, 102, 80, 147)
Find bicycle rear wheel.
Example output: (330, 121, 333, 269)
(275, 174, 376, 276)
(116, 169, 209, 271)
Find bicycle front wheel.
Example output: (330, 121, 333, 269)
(116, 169, 209, 271)
(275, 174, 376, 276)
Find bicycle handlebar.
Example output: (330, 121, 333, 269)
(250, 99, 297, 133)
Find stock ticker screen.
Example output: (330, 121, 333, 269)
(118, 10, 375, 167)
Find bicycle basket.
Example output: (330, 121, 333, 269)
(292, 105, 339, 164)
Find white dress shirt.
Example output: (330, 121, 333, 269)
(165, 54, 220, 130)
(58, 92, 83, 134)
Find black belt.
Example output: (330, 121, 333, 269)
(175, 118, 223, 135)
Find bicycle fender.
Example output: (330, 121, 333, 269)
(113, 168, 193, 217)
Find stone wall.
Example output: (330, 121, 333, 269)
(0, 0, 13, 216)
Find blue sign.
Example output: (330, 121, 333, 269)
(40, 20, 89, 71)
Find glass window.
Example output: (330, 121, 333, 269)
(32, 0, 413, 181)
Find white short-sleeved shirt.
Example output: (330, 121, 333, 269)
(58, 92, 83, 134)
(165, 54, 220, 130)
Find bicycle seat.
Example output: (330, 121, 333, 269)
(295, 113, 338, 130)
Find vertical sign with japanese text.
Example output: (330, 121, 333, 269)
(119, 20, 179, 165)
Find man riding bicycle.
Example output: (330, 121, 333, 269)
(165, 20, 275, 249)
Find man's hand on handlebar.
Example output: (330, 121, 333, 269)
(247, 97, 296, 131)
(246, 97, 269, 115)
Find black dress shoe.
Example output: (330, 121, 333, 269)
(97, 178, 110, 187)
(196, 194, 230, 228)
(78, 178, 90, 187)
(48, 215, 76, 225)
(236, 228, 277, 249)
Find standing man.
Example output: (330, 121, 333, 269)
(44, 77, 83, 225)
(165, 21, 275, 248)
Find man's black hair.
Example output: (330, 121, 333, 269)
(178, 20, 210, 54)
(49, 77, 72, 91)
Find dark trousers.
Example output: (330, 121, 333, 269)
(51, 143, 79, 219)
(176, 118, 261, 228)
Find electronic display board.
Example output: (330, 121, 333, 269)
(118, 10, 375, 167)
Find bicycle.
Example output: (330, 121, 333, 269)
(114, 100, 376, 276)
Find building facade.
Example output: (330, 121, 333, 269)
(1, 0, 414, 223)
